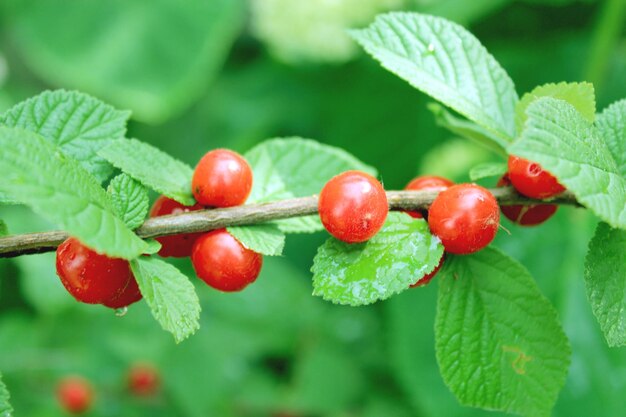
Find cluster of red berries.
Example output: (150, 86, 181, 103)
(56, 363, 160, 414)
(55, 149, 263, 308)
(317, 156, 564, 287)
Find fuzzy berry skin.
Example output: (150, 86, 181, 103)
(404, 175, 454, 219)
(149, 196, 205, 258)
(128, 363, 160, 396)
(192, 149, 253, 207)
(507, 155, 565, 199)
(102, 276, 142, 309)
(497, 175, 557, 226)
(191, 229, 263, 292)
(56, 238, 134, 305)
(57, 376, 93, 414)
(318, 171, 388, 243)
(410, 255, 444, 288)
(428, 184, 500, 255)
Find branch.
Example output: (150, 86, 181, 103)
(0, 188, 580, 258)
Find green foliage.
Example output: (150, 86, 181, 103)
(312, 213, 444, 305)
(227, 224, 285, 256)
(107, 174, 149, 230)
(596, 99, 626, 177)
(0, 221, 6, 237)
(0, 90, 130, 183)
(435, 248, 571, 417)
(130, 257, 201, 343)
(469, 162, 508, 181)
(351, 12, 519, 144)
(0, 373, 11, 417)
(510, 97, 626, 229)
(4, 0, 246, 123)
(245, 137, 376, 233)
(584, 222, 626, 347)
(99, 138, 195, 206)
(515, 82, 596, 132)
(0, 127, 146, 259)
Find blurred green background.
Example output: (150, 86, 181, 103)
(0, 0, 625, 415)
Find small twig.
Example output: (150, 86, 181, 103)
(0, 188, 580, 258)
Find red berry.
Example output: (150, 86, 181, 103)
(404, 175, 454, 218)
(507, 155, 565, 199)
(497, 175, 557, 226)
(128, 363, 160, 396)
(191, 229, 263, 292)
(410, 255, 444, 288)
(318, 171, 388, 243)
(102, 276, 142, 309)
(428, 184, 500, 255)
(56, 238, 134, 305)
(57, 376, 93, 414)
(192, 149, 253, 207)
(149, 196, 204, 258)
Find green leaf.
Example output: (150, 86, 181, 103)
(245, 137, 376, 233)
(596, 99, 626, 177)
(469, 162, 507, 181)
(0, 372, 12, 417)
(584, 222, 626, 347)
(428, 103, 508, 155)
(0, 127, 146, 259)
(227, 224, 285, 256)
(515, 82, 596, 133)
(0, 89, 131, 183)
(5, 0, 245, 123)
(435, 247, 571, 417)
(510, 97, 626, 229)
(351, 12, 518, 142)
(143, 239, 162, 255)
(130, 257, 201, 343)
(107, 173, 149, 230)
(0, 221, 7, 237)
(99, 138, 195, 206)
(312, 213, 444, 306)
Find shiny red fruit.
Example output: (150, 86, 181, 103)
(191, 229, 263, 292)
(102, 276, 142, 309)
(318, 171, 388, 243)
(404, 175, 454, 218)
(497, 175, 557, 226)
(56, 238, 134, 305)
(428, 184, 500, 255)
(57, 376, 93, 414)
(192, 149, 253, 207)
(149, 196, 204, 258)
(128, 363, 160, 396)
(507, 155, 565, 199)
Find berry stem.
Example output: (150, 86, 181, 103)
(0, 187, 580, 258)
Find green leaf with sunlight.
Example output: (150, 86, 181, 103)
(469, 162, 507, 181)
(99, 138, 195, 206)
(0, 90, 130, 183)
(312, 213, 444, 306)
(131, 257, 201, 344)
(245, 138, 376, 233)
(227, 224, 285, 256)
(351, 12, 518, 143)
(435, 247, 571, 417)
(0, 373, 12, 417)
(584, 222, 626, 347)
(596, 99, 626, 177)
(107, 174, 149, 230)
(509, 97, 626, 229)
(515, 82, 595, 132)
(5, 0, 245, 123)
(0, 127, 146, 259)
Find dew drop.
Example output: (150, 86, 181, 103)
(114, 307, 128, 317)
